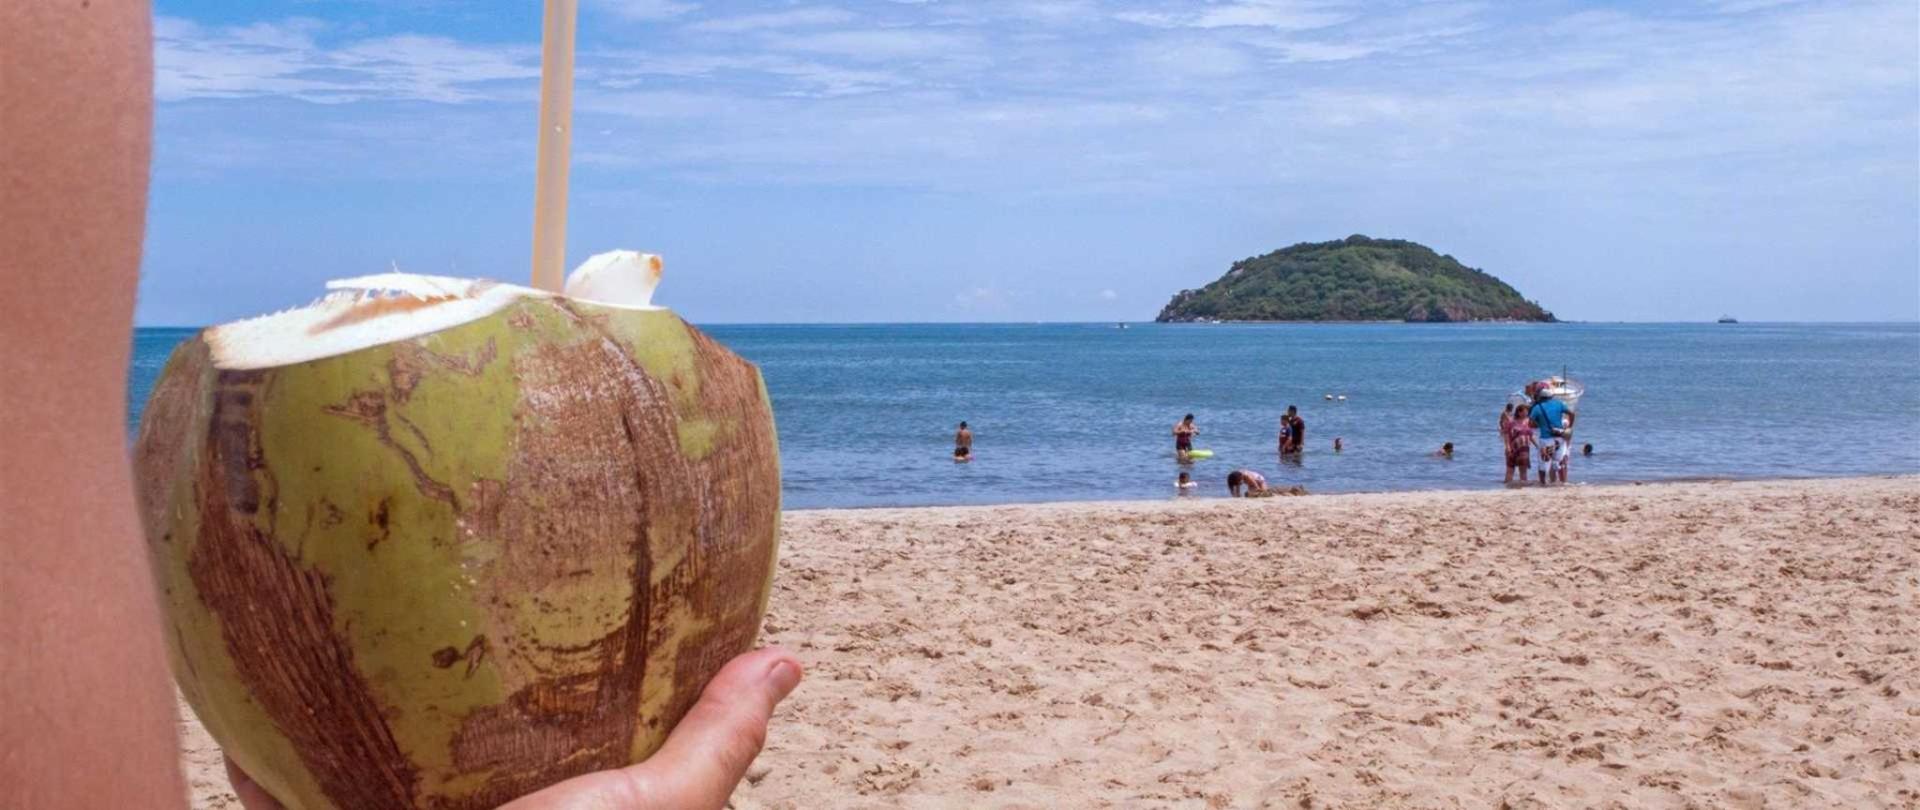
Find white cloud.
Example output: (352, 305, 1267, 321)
(596, 0, 699, 21)
(776, 29, 980, 61)
(688, 7, 857, 33)
(1119, 1, 1351, 31)
(1710, 0, 1809, 12)
(150, 0, 1918, 203)
(1098, 288, 1119, 300)
(952, 285, 1015, 311)
(153, 16, 537, 104)
(1135, 39, 1256, 78)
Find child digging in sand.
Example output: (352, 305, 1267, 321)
(1226, 469, 1268, 497)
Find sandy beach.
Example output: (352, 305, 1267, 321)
(180, 477, 1920, 808)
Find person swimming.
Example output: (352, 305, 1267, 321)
(1175, 471, 1197, 494)
(1333, 437, 1343, 453)
(1436, 442, 1454, 459)
(1582, 442, 1594, 457)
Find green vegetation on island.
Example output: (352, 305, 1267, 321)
(1156, 235, 1555, 323)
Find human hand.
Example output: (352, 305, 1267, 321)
(227, 647, 802, 810)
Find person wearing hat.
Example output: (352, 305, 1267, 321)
(1529, 388, 1576, 485)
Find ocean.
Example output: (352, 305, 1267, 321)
(129, 322, 1920, 509)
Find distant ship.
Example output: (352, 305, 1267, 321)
(1717, 315, 1739, 324)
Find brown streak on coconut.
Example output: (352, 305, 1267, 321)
(442, 327, 683, 807)
(312, 294, 459, 332)
(551, 302, 774, 749)
(657, 325, 781, 727)
(388, 339, 500, 403)
(320, 390, 458, 506)
(192, 369, 422, 809)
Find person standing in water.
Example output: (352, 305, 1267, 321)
(953, 421, 972, 462)
(1530, 389, 1575, 485)
(1173, 414, 1199, 462)
(1504, 403, 1534, 485)
(1282, 405, 1306, 455)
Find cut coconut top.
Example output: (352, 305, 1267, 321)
(206, 250, 664, 370)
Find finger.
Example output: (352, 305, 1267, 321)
(618, 646, 802, 809)
(223, 756, 286, 810)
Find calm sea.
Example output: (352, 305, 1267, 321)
(129, 322, 1920, 508)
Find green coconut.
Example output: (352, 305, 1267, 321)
(132, 253, 781, 810)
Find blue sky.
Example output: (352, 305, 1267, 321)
(141, 0, 1918, 325)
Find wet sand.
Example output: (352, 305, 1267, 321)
(182, 476, 1920, 808)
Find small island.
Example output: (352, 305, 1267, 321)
(1156, 235, 1555, 323)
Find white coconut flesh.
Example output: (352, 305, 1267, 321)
(206, 250, 665, 371)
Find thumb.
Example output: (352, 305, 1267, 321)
(620, 646, 803, 808)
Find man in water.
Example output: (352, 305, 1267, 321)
(1436, 442, 1454, 459)
(1278, 405, 1306, 455)
(1530, 390, 1576, 485)
(1226, 469, 1269, 497)
(1173, 413, 1199, 462)
(954, 421, 972, 462)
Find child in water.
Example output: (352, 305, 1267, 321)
(1175, 471, 1197, 494)
(1436, 442, 1454, 459)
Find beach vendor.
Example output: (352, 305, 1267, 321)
(1226, 469, 1269, 497)
(1529, 386, 1576, 485)
(1173, 414, 1199, 462)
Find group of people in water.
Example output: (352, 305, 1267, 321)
(954, 384, 1590, 496)
(1502, 385, 1592, 486)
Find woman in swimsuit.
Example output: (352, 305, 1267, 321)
(1504, 403, 1534, 484)
(1173, 414, 1198, 462)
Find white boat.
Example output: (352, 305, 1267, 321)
(1510, 375, 1585, 412)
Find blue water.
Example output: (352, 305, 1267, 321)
(130, 323, 1920, 508)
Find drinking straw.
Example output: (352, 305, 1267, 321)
(530, 0, 578, 292)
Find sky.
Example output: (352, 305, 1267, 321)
(139, 0, 1918, 325)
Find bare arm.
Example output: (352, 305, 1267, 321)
(0, 3, 180, 808)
